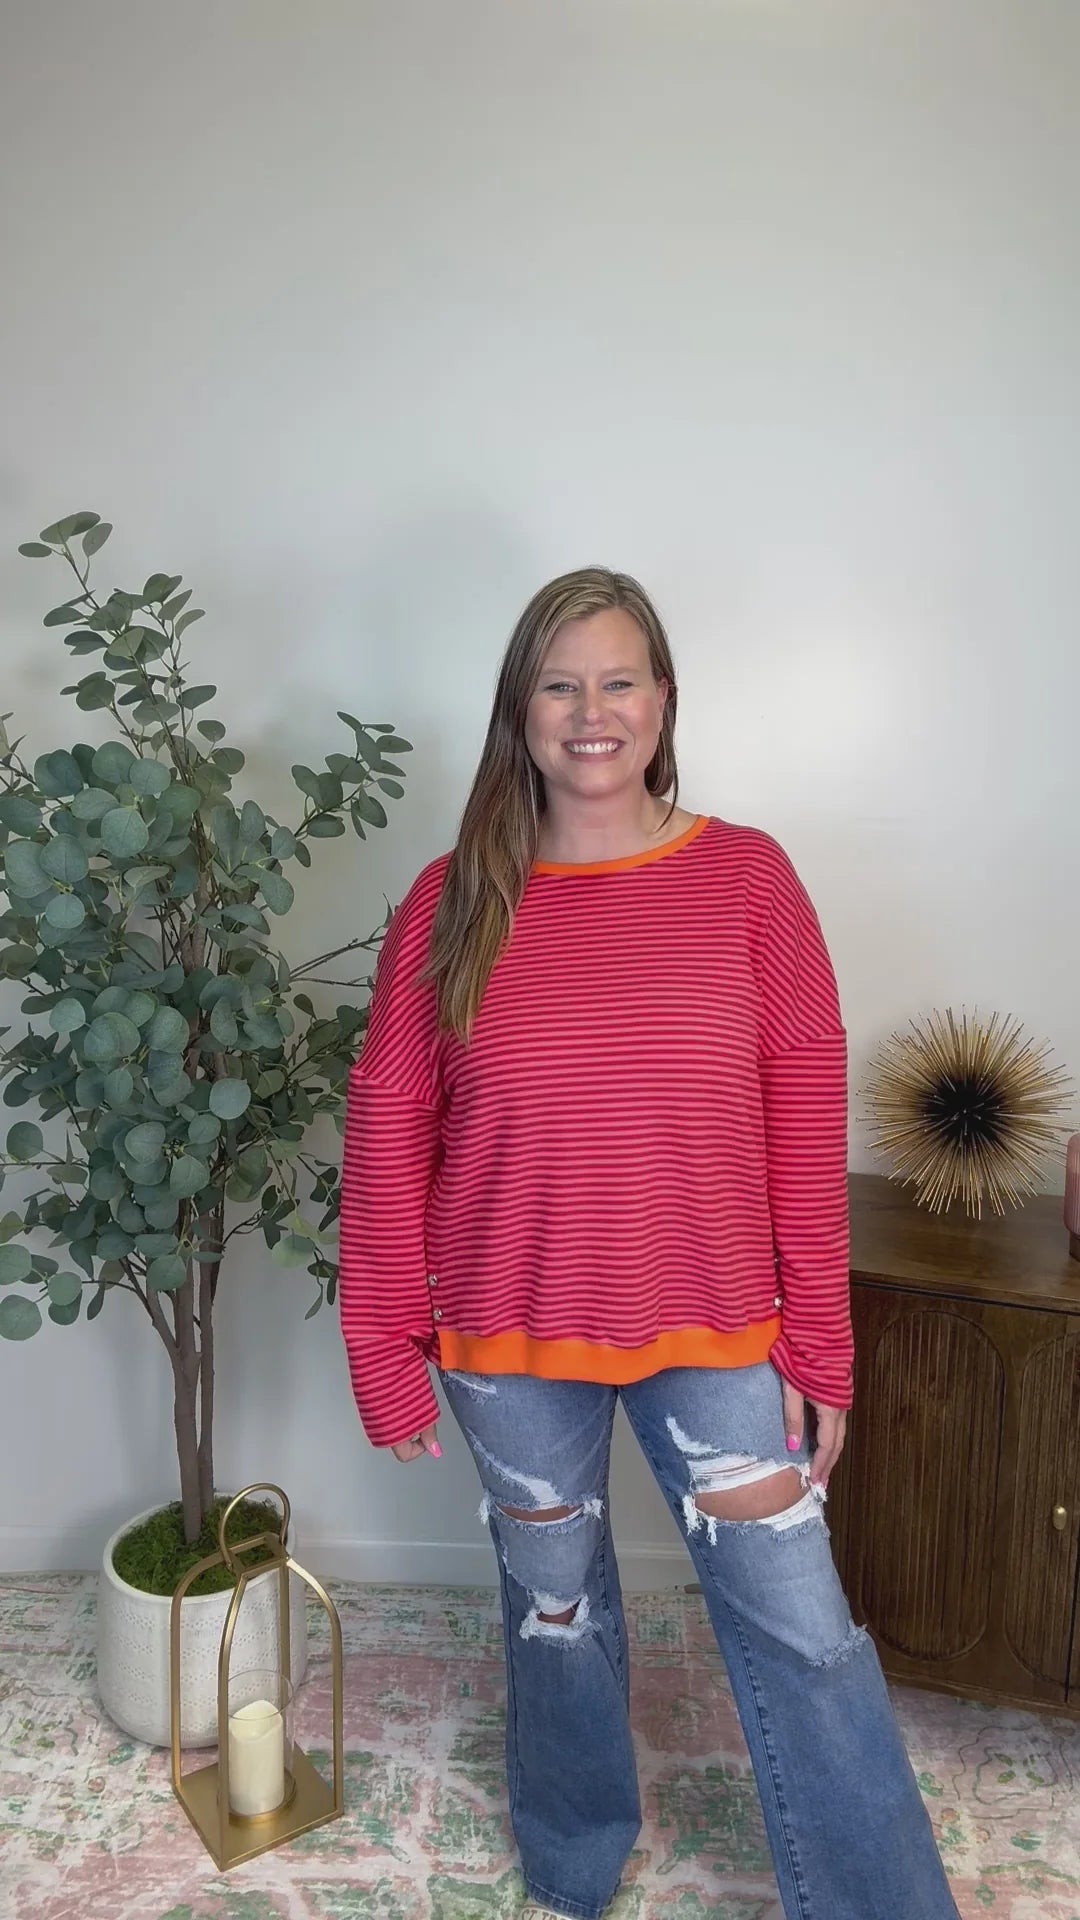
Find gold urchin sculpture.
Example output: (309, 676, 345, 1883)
(861, 1006, 1073, 1217)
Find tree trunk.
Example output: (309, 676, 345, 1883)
(173, 1266, 204, 1545)
(174, 1363, 202, 1545)
(197, 1252, 216, 1518)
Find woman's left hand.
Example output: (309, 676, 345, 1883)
(780, 1379, 847, 1490)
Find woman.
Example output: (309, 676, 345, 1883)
(339, 569, 958, 1920)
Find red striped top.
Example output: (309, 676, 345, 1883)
(339, 815, 852, 1447)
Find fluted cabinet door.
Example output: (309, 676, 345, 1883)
(1006, 1331, 1080, 1688)
(855, 1305, 1003, 1662)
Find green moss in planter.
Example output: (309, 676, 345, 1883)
(111, 1497, 286, 1597)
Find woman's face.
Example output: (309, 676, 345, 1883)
(524, 607, 668, 803)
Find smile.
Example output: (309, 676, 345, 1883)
(565, 741, 622, 756)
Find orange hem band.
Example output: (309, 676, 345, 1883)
(435, 1317, 781, 1385)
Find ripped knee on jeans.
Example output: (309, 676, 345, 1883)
(520, 1589, 593, 1642)
(688, 1460, 825, 1542)
(477, 1489, 602, 1642)
(495, 1504, 583, 1627)
(665, 1420, 825, 1545)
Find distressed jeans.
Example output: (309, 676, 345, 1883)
(439, 1360, 959, 1920)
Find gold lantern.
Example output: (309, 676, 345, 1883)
(169, 1483, 344, 1869)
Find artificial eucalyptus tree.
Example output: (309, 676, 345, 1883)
(0, 512, 409, 1543)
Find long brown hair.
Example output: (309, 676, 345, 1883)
(424, 567, 679, 1040)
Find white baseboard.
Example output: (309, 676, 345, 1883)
(0, 1525, 690, 1592)
(0, 1523, 113, 1577)
(305, 1536, 691, 1591)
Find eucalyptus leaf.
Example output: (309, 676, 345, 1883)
(99, 806, 150, 859)
(84, 1013, 140, 1064)
(4, 841, 46, 895)
(34, 750, 83, 795)
(147, 1054, 190, 1104)
(114, 1197, 145, 1235)
(271, 1232, 314, 1267)
(0, 1296, 42, 1339)
(352, 791, 388, 829)
(91, 742, 136, 787)
(209, 1002, 239, 1046)
(0, 1244, 33, 1285)
(259, 870, 294, 915)
(70, 786, 116, 821)
(169, 1153, 210, 1198)
(48, 1272, 82, 1307)
(93, 984, 132, 1016)
(101, 1067, 135, 1107)
(0, 794, 42, 833)
(136, 1232, 180, 1256)
(75, 675, 115, 711)
(125, 1121, 167, 1163)
(44, 892, 86, 931)
(47, 512, 99, 540)
(291, 765, 322, 801)
(6, 1122, 43, 1161)
(127, 759, 171, 798)
(142, 1193, 181, 1229)
(83, 521, 112, 556)
(209, 1078, 250, 1121)
(148, 1253, 187, 1291)
(145, 1006, 188, 1053)
(123, 990, 157, 1028)
(90, 1165, 125, 1202)
(96, 1229, 135, 1260)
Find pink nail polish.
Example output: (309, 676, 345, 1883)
(429, 1441, 443, 1459)
(786, 1434, 800, 1452)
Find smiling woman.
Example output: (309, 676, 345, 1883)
(337, 565, 961, 1920)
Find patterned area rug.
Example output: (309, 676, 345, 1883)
(1, 1574, 1079, 1919)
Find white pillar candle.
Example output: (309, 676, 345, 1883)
(228, 1698, 285, 1816)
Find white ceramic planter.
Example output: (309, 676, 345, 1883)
(96, 1500, 309, 1749)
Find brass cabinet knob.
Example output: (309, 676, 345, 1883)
(1053, 1504, 1068, 1531)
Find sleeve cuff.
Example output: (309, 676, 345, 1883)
(769, 1329, 853, 1412)
(345, 1338, 441, 1449)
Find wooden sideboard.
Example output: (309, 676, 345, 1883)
(828, 1171, 1080, 1716)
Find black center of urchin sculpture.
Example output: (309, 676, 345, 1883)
(921, 1073, 1008, 1149)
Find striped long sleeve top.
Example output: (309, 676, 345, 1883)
(339, 815, 852, 1447)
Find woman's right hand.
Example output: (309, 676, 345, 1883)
(390, 1424, 442, 1464)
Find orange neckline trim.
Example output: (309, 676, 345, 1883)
(533, 813, 710, 876)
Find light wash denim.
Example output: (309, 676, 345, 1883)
(439, 1360, 959, 1920)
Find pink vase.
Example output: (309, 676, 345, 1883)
(1066, 1134, 1080, 1260)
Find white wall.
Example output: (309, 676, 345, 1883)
(1, 0, 1077, 1584)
